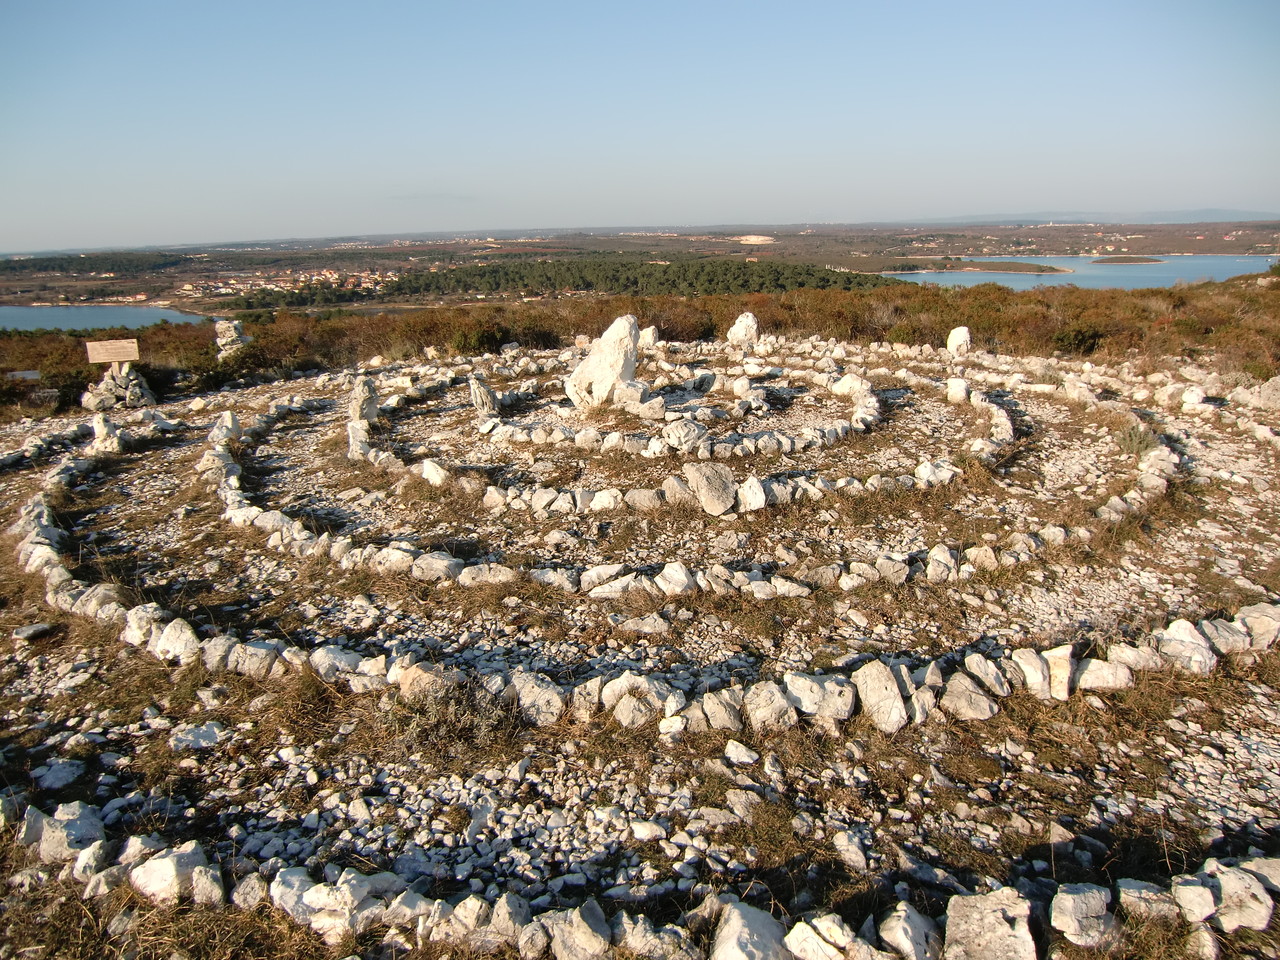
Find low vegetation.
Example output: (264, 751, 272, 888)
(3, 268, 1279, 413)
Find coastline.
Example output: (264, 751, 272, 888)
(879, 266, 1075, 276)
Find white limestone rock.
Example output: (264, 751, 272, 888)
(128, 841, 208, 906)
(1042, 644, 1075, 700)
(710, 902, 790, 960)
(566, 315, 640, 409)
(510, 671, 566, 726)
(1050, 882, 1115, 948)
(550, 898, 613, 960)
(469, 375, 500, 418)
(1157, 619, 1218, 675)
(349, 377, 380, 422)
(962, 654, 1011, 697)
(36, 803, 105, 864)
(879, 901, 941, 960)
(1009, 648, 1052, 699)
(851, 660, 908, 734)
(726, 312, 760, 347)
(942, 888, 1035, 960)
(946, 326, 971, 356)
(1203, 863, 1274, 932)
(1116, 878, 1179, 921)
(1073, 658, 1134, 691)
(939, 672, 999, 721)
(743, 681, 798, 733)
(683, 462, 738, 516)
(784, 921, 844, 960)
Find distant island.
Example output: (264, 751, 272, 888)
(1093, 256, 1164, 264)
(882, 258, 1070, 275)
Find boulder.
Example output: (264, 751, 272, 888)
(129, 841, 208, 906)
(851, 660, 908, 734)
(1073, 658, 1134, 691)
(510, 671, 565, 726)
(1158, 620, 1218, 674)
(1009, 649, 1052, 700)
(942, 888, 1035, 960)
(1204, 864, 1273, 932)
(962, 654, 1011, 697)
(939, 672, 999, 721)
(349, 377, 379, 422)
(726, 312, 760, 347)
(469, 376, 500, 417)
(549, 898, 613, 960)
(784, 921, 844, 960)
(710, 902, 790, 960)
(149, 617, 201, 664)
(1116, 878, 1179, 921)
(743, 681, 799, 733)
(35, 803, 105, 864)
(566, 315, 640, 409)
(1042, 644, 1074, 700)
(1050, 883, 1115, 948)
(683, 463, 738, 516)
(946, 326, 971, 356)
(879, 902, 941, 960)
(1235, 602, 1280, 649)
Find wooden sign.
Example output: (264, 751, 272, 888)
(86, 339, 140, 364)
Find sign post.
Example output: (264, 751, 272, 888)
(85, 339, 141, 378)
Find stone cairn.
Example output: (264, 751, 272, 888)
(214, 318, 252, 361)
(80, 361, 155, 411)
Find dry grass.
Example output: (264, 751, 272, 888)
(343, 676, 526, 774)
(0, 850, 333, 960)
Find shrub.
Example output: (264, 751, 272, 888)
(1052, 323, 1104, 355)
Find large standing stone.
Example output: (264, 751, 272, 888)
(566, 315, 639, 409)
(469, 375, 500, 417)
(683, 463, 738, 516)
(946, 327, 971, 356)
(349, 377, 379, 422)
(214, 318, 251, 360)
(726, 312, 760, 347)
(942, 888, 1036, 960)
(851, 660, 908, 734)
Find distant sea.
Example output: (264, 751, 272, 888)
(884, 254, 1277, 290)
(0, 305, 208, 332)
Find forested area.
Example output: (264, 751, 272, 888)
(0, 252, 191, 275)
(223, 258, 899, 308)
(383, 258, 898, 298)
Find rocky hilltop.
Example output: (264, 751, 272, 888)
(2, 315, 1279, 959)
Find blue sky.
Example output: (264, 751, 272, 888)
(2, 0, 1278, 252)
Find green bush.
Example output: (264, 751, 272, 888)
(1051, 323, 1104, 355)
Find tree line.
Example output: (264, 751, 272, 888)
(383, 258, 900, 298)
(0, 252, 191, 275)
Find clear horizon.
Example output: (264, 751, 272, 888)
(3, 0, 1278, 253)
